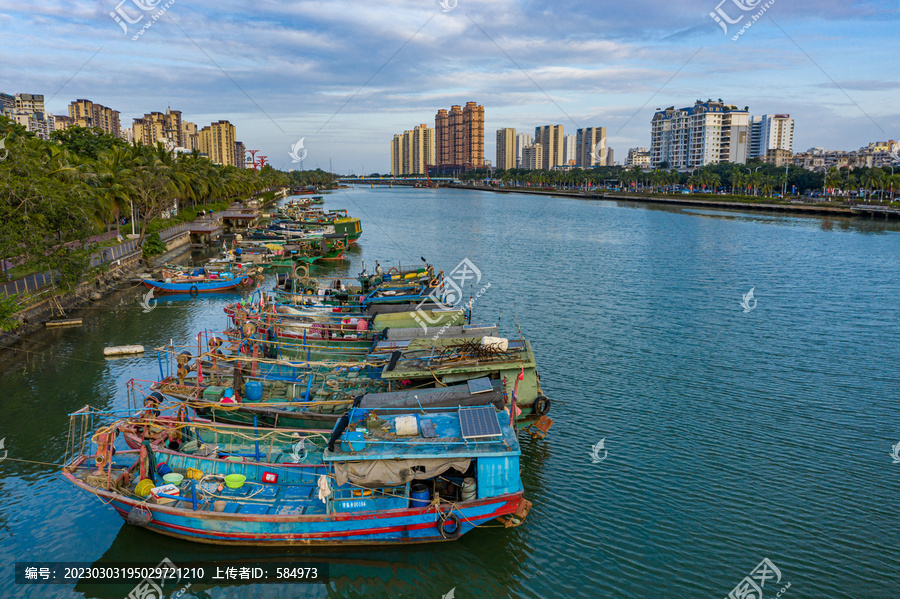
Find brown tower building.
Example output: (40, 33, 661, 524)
(434, 101, 484, 172)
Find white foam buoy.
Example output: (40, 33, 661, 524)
(104, 345, 145, 356)
(395, 415, 419, 436)
(481, 336, 509, 351)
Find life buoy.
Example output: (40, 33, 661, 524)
(335, 241, 345, 250)
(532, 396, 550, 417)
(189, 285, 199, 295)
(438, 511, 461, 539)
(429, 278, 439, 287)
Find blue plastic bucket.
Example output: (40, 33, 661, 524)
(410, 483, 430, 508)
(156, 462, 172, 476)
(244, 381, 263, 401)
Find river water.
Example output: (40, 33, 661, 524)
(1, 187, 899, 598)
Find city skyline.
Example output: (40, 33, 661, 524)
(1, 1, 898, 172)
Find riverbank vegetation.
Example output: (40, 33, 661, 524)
(0, 116, 290, 286)
(456, 162, 900, 203)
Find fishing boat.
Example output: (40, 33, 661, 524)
(116, 403, 330, 461)
(62, 405, 530, 546)
(142, 268, 252, 294)
(189, 377, 507, 430)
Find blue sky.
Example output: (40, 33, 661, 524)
(1, 0, 898, 172)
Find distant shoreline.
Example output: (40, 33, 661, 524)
(444, 184, 875, 218)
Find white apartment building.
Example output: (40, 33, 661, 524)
(650, 100, 750, 168)
(749, 114, 794, 159)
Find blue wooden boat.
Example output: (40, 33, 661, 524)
(142, 268, 251, 294)
(63, 406, 530, 546)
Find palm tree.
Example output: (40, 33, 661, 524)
(824, 167, 841, 199)
(94, 146, 135, 235)
(859, 169, 883, 202)
(731, 168, 744, 195)
(749, 171, 763, 196)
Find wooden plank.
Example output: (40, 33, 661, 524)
(46, 319, 83, 327)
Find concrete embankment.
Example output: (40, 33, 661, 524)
(447, 184, 856, 217)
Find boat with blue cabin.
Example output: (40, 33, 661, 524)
(62, 405, 530, 545)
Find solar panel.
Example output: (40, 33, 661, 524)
(466, 377, 494, 395)
(459, 406, 502, 440)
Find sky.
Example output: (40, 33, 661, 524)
(1, 0, 898, 172)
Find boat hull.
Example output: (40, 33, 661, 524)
(64, 471, 523, 546)
(142, 276, 249, 293)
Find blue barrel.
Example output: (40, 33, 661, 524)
(410, 483, 430, 508)
(156, 462, 172, 476)
(244, 381, 263, 401)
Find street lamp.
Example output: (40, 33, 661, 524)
(130, 199, 135, 236)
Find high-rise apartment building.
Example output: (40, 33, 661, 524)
(575, 127, 607, 167)
(133, 108, 184, 148)
(650, 100, 749, 168)
(234, 141, 246, 168)
(182, 121, 198, 151)
(434, 102, 484, 172)
(68, 99, 121, 137)
(516, 133, 532, 168)
(749, 114, 794, 159)
(562, 134, 576, 166)
(7, 93, 55, 139)
(198, 120, 237, 166)
(496, 128, 517, 170)
(15, 93, 44, 114)
(534, 125, 565, 170)
(389, 124, 435, 175)
(522, 144, 543, 170)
